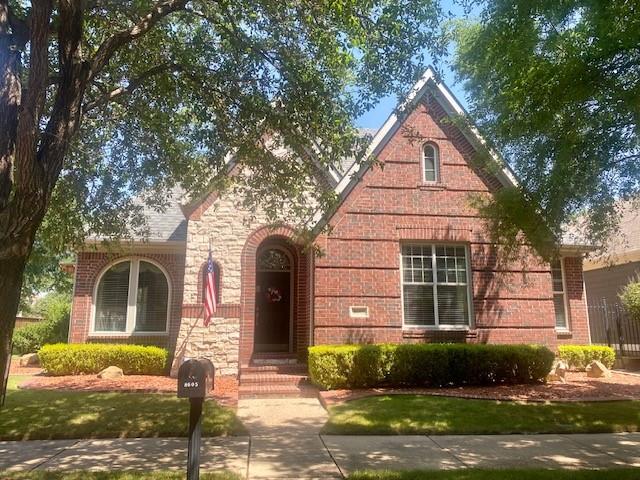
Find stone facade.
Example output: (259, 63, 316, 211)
(172, 188, 270, 376)
(171, 313, 240, 376)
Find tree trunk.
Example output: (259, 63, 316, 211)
(0, 252, 28, 407)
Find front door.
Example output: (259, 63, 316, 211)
(255, 248, 292, 353)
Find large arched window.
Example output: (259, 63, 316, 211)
(93, 259, 170, 334)
(423, 143, 440, 182)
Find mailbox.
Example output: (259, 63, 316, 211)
(177, 358, 215, 398)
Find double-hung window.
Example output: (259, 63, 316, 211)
(551, 259, 569, 330)
(401, 244, 471, 328)
(93, 258, 170, 334)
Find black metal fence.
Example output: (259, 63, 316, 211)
(588, 301, 640, 358)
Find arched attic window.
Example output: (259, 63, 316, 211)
(423, 143, 440, 182)
(93, 259, 170, 334)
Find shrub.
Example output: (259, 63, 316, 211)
(620, 278, 640, 323)
(308, 343, 555, 390)
(12, 293, 71, 355)
(557, 345, 615, 370)
(38, 343, 168, 376)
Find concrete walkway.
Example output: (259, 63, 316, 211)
(2, 433, 640, 477)
(2, 397, 640, 478)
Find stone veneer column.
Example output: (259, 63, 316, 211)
(171, 308, 240, 377)
(172, 187, 269, 377)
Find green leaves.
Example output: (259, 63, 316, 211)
(39, 0, 444, 250)
(454, 0, 640, 256)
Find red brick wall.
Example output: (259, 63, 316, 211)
(69, 250, 185, 355)
(558, 256, 590, 344)
(313, 95, 589, 350)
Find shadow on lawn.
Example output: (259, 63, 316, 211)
(322, 395, 640, 435)
(0, 377, 247, 441)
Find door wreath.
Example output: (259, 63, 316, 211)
(265, 287, 283, 303)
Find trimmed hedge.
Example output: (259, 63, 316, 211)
(38, 343, 168, 376)
(557, 345, 615, 370)
(308, 343, 555, 390)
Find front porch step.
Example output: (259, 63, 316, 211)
(240, 372, 310, 386)
(250, 356, 299, 365)
(238, 361, 316, 398)
(241, 364, 308, 374)
(238, 383, 318, 399)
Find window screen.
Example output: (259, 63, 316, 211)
(423, 144, 439, 182)
(402, 244, 470, 327)
(95, 261, 130, 332)
(93, 259, 169, 334)
(135, 261, 169, 332)
(551, 259, 568, 329)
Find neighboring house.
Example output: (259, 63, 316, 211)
(68, 68, 592, 382)
(583, 199, 640, 308)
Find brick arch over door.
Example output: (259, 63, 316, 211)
(240, 226, 310, 365)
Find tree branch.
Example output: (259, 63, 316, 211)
(83, 62, 180, 112)
(0, 0, 20, 208)
(13, 0, 52, 195)
(89, 0, 188, 81)
(37, 0, 89, 191)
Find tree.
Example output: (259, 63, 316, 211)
(453, 0, 640, 257)
(0, 0, 444, 402)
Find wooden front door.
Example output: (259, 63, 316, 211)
(254, 247, 292, 353)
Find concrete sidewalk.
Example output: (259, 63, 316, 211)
(2, 432, 639, 478)
(2, 398, 639, 478)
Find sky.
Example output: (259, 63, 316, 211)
(355, 67, 467, 130)
(354, 0, 475, 130)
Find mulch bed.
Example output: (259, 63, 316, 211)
(18, 373, 239, 407)
(8, 363, 42, 376)
(319, 371, 640, 407)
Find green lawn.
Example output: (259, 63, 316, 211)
(1, 473, 240, 480)
(349, 470, 640, 480)
(0, 375, 246, 440)
(323, 394, 640, 435)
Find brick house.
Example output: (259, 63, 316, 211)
(68, 68, 592, 382)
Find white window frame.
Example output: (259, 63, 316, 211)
(90, 257, 171, 336)
(400, 243, 474, 330)
(422, 143, 440, 183)
(552, 258, 570, 332)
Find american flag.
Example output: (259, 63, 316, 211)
(204, 249, 218, 326)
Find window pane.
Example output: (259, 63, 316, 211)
(135, 261, 169, 332)
(554, 294, 567, 329)
(403, 284, 435, 326)
(551, 260, 564, 292)
(95, 262, 130, 332)
(423, 144, 437, 182)
(402, 246, 433, 285)
(437, 285, 469, 326)
(258, 249, 291, 271)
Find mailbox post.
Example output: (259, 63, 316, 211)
(178, 358, 215, 480)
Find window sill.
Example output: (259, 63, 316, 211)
(556, 329, 572, 337)
(403, 326, 471, 332)
(88, 331, 169, 337)
(417, 183, 446, 191)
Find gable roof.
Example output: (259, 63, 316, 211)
(338, 68, 518, 196)
(310, 67, 519, 228)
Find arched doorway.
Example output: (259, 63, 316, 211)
(254, 245, 293, 353)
